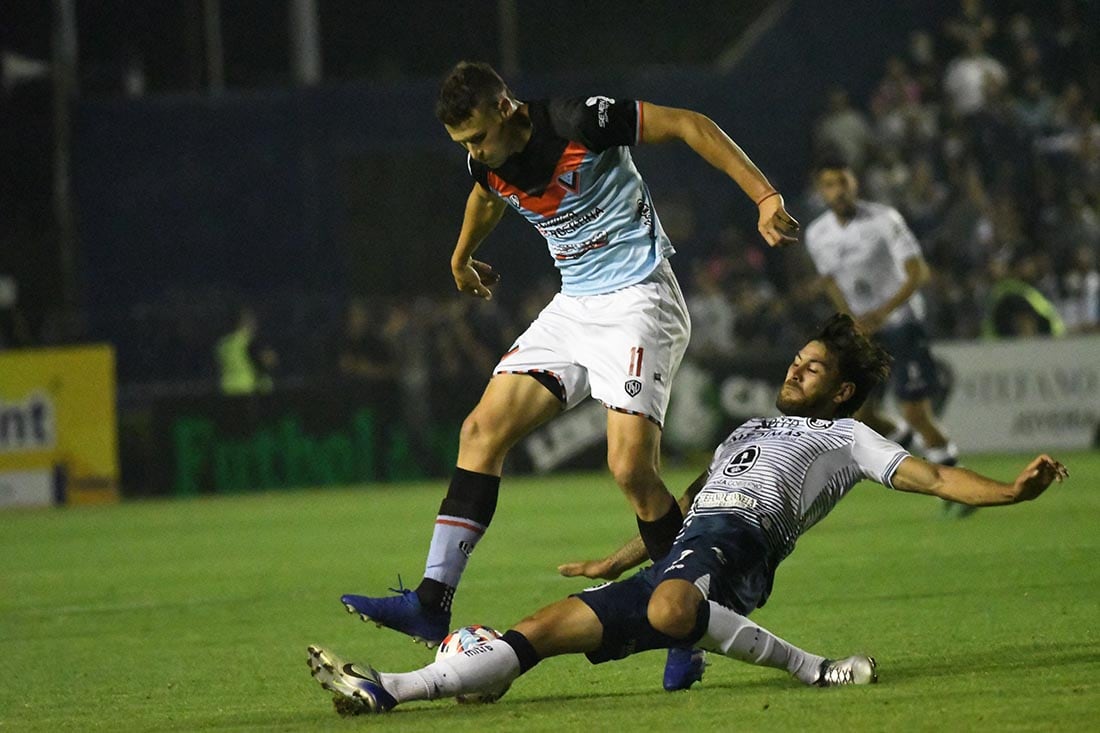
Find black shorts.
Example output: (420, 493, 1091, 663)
(574, 514, 775, 664)
(875, 322, 940, 402)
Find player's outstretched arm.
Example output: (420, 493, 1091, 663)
(891, 454, 1068, 506)
(452, 183, 507, 299)
(638, 102, 799, 247)
(558, 470, 708, 579)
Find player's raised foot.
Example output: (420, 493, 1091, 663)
(815, 655, 878, 687)
(341, 586, 449, 648)
(306, 644, 397, 716)
(663, 647, 706, 691)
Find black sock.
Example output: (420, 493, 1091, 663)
(439, 467, 500, 526)
(415, 578, 453, 613)
(637, 498, 683, 561)
(501, 629, 542, 674)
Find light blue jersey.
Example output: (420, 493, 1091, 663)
(469, 97, 674, 296)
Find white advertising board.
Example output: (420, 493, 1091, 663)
(935, 336, 1100, 453)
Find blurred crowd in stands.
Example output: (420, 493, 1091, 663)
(2, 1, 1096, 402)
(802, 0, 1100, 339)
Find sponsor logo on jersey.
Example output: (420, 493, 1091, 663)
(807, 418, 833, 430)
(624, 379, 642, 397)
(537, 206, 603, 239)
(585, 95, 614, 127)
(506, 193, 521, 208)
(696, 488, 758, 511)
(636, 197, 654, 233)
(551, 232, 609, 260)
(722, 446, 760, 476)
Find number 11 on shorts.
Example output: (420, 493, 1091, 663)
(628, 346, 644, 377)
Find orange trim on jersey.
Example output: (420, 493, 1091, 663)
(435, 518, 485, 534)
(499, 345, 519, 360)
(487, 141, 589, 217)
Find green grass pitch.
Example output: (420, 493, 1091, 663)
(2, 451, 1098, 731)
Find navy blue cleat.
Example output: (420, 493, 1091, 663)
(307, 645, 397, 716)
(341, 583, 450, 648)
(663, 647, 706, 691)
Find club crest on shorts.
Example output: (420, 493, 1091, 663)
(624, 379, 642, 397)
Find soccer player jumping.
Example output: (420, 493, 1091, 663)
(340, 60, 798, 689)
(309, 314, 1067, 714)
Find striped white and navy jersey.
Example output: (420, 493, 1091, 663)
(688, 416, 909, 564)
(803, 201, 926, 329)
(469, 97, 673, 297)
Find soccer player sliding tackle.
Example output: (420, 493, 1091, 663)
(309, 314, 1067, 714)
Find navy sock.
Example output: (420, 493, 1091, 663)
(501, 629, 541, 674)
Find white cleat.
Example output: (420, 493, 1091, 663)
(815, 655, 878, 687)
(306, 645, 397, 715)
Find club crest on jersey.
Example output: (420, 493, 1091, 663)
(807, 418, 833, 430)
(624, 379, 642, 397)
(722, 446, 760, 476)
(557, 169, 580, 194)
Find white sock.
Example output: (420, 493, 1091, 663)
(699, 601, 824, 684)
(423, 514, 487, 591)
(924, 441, 959, 466)
(887, 421, 913, 446)
(379, 639, 521, 702)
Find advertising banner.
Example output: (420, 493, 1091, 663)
(934, 336, 1100, 453)
(0, 345, 119, 507)
(134, 384, 462, 496)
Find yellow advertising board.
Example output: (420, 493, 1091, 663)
(0, 345, 119, 507)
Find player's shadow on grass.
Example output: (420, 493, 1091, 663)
(867, 638, 1100, 683)
(781, 578, 1077, 608)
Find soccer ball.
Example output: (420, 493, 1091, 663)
(435, 624, 511, 703)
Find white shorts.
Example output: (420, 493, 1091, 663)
(494, 259, 691, 427)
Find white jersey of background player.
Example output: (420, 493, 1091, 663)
(804, 199, 925, 331)
(802, 161, 960, 511)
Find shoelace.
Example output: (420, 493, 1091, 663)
(387, 575, 409, 596)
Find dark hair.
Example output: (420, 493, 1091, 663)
(435, 61, 513, 126)
(814, 313, 891, 417)
(813, 154, 853, 177)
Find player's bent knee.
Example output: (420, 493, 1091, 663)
(606, 454, 659, 492)
(646, 593, 698, 640)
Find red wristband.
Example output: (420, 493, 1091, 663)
(755, 190, 780, 206)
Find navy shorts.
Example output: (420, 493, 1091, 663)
(874, 322, 940, 402)
(574, 514, 775, 664)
